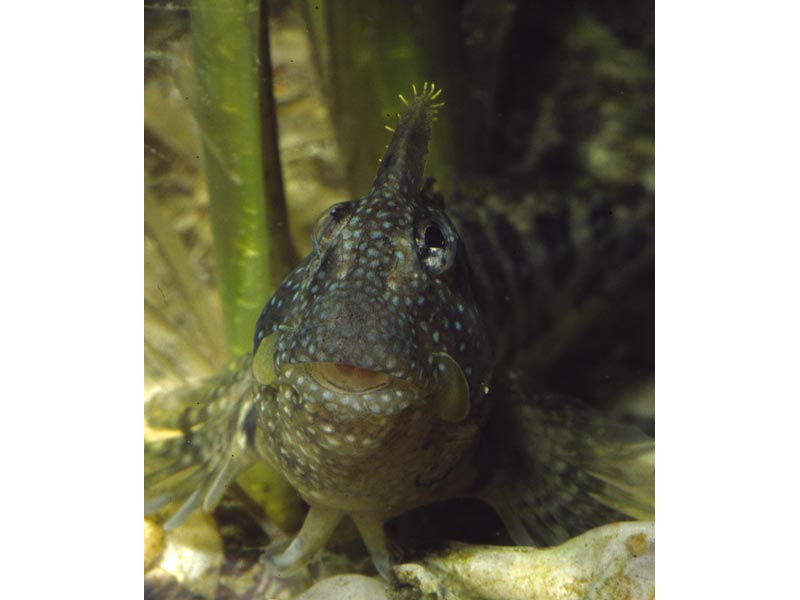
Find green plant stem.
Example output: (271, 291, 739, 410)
(190, 0, 293, 357)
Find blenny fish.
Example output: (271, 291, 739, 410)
(145, 84, 654, 580)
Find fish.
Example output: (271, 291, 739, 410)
(144, 84, 654, 580)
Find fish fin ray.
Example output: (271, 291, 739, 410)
(480, 370, 654, 546)
(144, 364, 260, 527)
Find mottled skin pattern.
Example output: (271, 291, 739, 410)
(251, 103, 491, 513)
(250, 91, 496, 575)
(145, 88, 653, 580)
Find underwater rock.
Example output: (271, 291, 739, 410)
(147, 512, 224, 600)
(391, 521, 654, 600)
(144, 516, 166, 573)
(295, 574, 389, 600)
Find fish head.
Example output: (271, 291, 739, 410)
(253, 88, 490, 424)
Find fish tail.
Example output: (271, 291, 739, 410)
(479, 370, 654, 546)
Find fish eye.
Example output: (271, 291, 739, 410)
(312, 201, 353, 252)
(329, 204, 349, 219)
(416, 218, 456, 274)
(424, 224, 446, 249)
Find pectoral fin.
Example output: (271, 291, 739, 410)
(480, 369, 655, 547)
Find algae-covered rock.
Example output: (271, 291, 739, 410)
(295, 575, 389, 600)
(148, 511, 224, 600)
(391, 521, 654, 600)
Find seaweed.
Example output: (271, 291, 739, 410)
(189, 0, 295, 357)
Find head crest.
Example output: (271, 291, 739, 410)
(372, 83, 444, 194)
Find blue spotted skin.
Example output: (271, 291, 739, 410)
(145, 88, 653, 577)
(248, 93, 491, 521)
(255, 194, 487, 410)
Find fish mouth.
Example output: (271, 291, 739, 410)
(253, 331, 471, 422)
(308, 363, 394, 394)
(304, 355, 471, 422)
(275, 361, 420, 417)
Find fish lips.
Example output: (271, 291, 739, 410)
(290, 359, 469, 424)
(278, 361, 421, 417)
(254, 331, 471, 422)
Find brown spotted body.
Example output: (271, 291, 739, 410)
(145, 85, 654, 580)
(257, 388, 478, 515)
